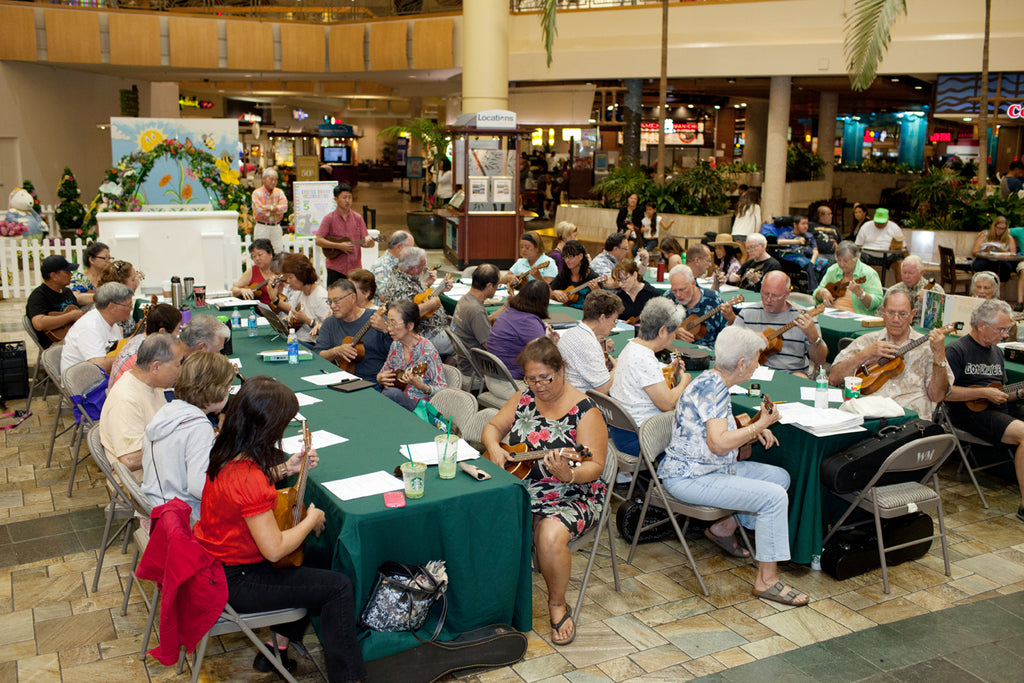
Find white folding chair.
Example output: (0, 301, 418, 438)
(61, 361, 108, 496)
(586, 389, 645, 503)
(86, 426, 134, 593)
(22, 316, 51, 410)
(822, 434, 955, 594)
(113, 459, 155, 617)
(462, 408, 498, 448)
(42, 346, 75, 467)
(440, 364, 465, 394)
(470, 347, 524, 409)
(631, 412, 753, 597)
(429, 387, 478, 435)
(444, 327, 484, 393)
(935, 403, 1014, 508)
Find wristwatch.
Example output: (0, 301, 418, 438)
(932, 360, 947, 368)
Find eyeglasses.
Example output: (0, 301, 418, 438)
(524, 374, 556, 386)
(761, 291, 787, 301)
(882, 310, 912, 320)
(614, 275, 631, 283)
(992, 325, 1012, 334)
(327, 293, 353, 305)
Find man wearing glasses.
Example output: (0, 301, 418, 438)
(735, 271, 827, 378)
(666, 264, 732, 348)
(944, 299, 1024, 521)
(314, 279, 390, 382)
(589, 233, 630, 279)
(60, 282, 134, 374)
(829, 290, 951, 419)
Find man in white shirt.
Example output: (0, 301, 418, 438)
(61, 282, 133, 374)
(855, 207, 904, 276)
(100, 334, 185, 471)
(558, 290, 624, 394)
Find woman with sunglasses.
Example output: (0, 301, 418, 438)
(482, 338, 608, 647)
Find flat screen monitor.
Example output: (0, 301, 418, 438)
(323, 146, 350, 163)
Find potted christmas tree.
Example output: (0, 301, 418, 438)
(55, 167, 85, 239)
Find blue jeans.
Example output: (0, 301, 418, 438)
(609, 425, 640, 457)
(382, 386, 418, 411)
(662, 461, 791, 563)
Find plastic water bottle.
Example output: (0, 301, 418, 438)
(247, 309, 257, 337)
(814, 367, 829, 410)
(230, 308, 241, 330)
(287, 333, 299, 365)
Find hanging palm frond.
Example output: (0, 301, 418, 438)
(541, 0, 558, 67)
(843, 0, 908, 91)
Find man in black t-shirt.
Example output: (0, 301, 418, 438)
(314, 279, 390, 383)
(25, 255, 84, 349)
(730, 234, 781, 293)
(945, 298, 1024, 521)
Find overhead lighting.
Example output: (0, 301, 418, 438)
(914, 85, 923, 90)
(963, 117, 973, 121)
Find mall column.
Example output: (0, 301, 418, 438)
(819, 92, 839, 189)
(763, 76, 791, 221)
(463, 0, 508, 112)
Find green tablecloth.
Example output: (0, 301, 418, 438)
(226, 333, 533, 661)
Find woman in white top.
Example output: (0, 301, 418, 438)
(277, 253, 330, 345)
(609, 298, 690, 456)
(640, 203, 673, 252)
(731, 189, 762, 236)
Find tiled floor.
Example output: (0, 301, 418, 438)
(3, 182, 1024, 681)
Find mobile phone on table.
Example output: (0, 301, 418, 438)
(383, 491, 406, 508)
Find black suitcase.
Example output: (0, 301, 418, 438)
(821, 512, 934, 581)
(820, 418, 943, 494)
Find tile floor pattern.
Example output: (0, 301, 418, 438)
(2, 182, 1024, 680)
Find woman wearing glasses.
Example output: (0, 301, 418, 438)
(482, 338, 608, 647)
(612, 258, 661, 321)
(376, 300, 447, 411)
(70, 241, 110, 305)
(549, 240, 600, 309)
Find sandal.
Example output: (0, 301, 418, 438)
(704, 529, 750, 558)
(549, 603, 576, 646)
(752, 581, 809, 607)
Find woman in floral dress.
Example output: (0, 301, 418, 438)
(482, 338, 608, 647)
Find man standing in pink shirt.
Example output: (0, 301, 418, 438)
(316, 183, 376, 285)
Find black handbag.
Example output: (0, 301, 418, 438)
(360, 561, 448, 642)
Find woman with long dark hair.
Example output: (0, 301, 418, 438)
(550, 240, 600, 308)
(194, 377, 366, 682)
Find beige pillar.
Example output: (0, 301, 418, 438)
(818, 91, 839, 193)
(462, 0, 508, 113)
(150, 82, 180, 118)
(743, 100, 768, 168)
(762, 77, 791, 221)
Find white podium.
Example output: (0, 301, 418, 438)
(97, 211, 241, 293)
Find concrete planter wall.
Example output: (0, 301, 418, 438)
(833, 172, 920, 205)
(783, 180, 832, 216)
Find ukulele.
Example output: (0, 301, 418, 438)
(107, 295, 160, 357)
(965, 381, 1024, 412)
(499, 442, 593, 480)
(413, 274, 454, 318)
(321, 234, 386, 260)
(825, 275, 867, 299)
(758, 303, 826, 364)
(734, 394, 775, 444)
(335, 307, 386, 373)
(245, 274, 283, 296)
(508, 259, 553, 295)
(287, 302, 304, 331)
(682, 295, 744, 341)
(392, 362, 428, 392)
(44, 304, 81, 343)
(854, 321, 963, 395)
(554, 275, 607, 304)
(663, 350, 685, 388)
(272, 420, 313, 569)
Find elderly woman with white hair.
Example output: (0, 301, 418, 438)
(251, 168, 288, 255)
(659, 325, 808, 607)
(609, 298, 690, 456)
(971, 270, 1000, 300)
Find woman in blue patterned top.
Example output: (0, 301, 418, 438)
(482, 338, 608, 647)
(659, 326, 809, 607)
(376, 300, 447, 411)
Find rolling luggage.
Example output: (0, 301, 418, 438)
(820, 418, 943, 494)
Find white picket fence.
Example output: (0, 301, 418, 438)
(0, 234, 330, 299)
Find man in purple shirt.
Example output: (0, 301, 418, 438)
(315, 183, 375, 284)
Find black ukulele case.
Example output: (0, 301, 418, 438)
(820, 418, 943, 494)
(365, 624, 527, 683)
(821, 512, 934, 580)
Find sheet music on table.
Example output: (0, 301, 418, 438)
(322, 471, 404, 501)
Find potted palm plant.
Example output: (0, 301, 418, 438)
(378, 118, 451, 248)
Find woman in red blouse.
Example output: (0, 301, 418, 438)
(193, 376, 366, 682)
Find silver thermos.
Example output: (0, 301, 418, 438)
(183, 277, 195, 300)
(170, 276, 183, 309)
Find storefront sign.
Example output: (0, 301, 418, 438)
(1008, 104, 1023, 119)
(318, 123, 356, 137)
(476, 110, 517, 129)
(239, 113, 262, 123)
(293, 109, 309, 121)
(930, 132, 953, 143)
(178, 96, 214, 110)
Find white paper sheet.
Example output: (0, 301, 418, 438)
(750, 366, 775, 381)
(322, 471, 404, 502)
(798, 387, 844, 404)
(612, 320, 635, 333)
(280, 429, 349, 452)
(302, 370, 359, 385)
(214, 297, 260, 309)
(719, 284, 741, 293)
(228, 358, 242, 369)
(229, 384, 241, 395)
(294, 392, 322, 406)
(400, 439, 481, 465)
(446, 283, 472, 299)
(293, 411, 306, 422)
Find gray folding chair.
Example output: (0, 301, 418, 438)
(429, 387, 478, 435)
(22, 316, 51, 410)
(631, 412, 753, 597)
(43, 345, 75, 467)
(443, 327, 484, 393)
(440, 364, 465, 393)
(61, 361, 108, 496)
(934, 403, 1011, 509)
(462, 407, 498, 448)
(565, 449, 621, 627)
(470, 347, 524, 409)
(822, 434, 955, 594)
(113, 459, 155, 617)
(86, 426, 134, 593)
(586, 389, 645, 503)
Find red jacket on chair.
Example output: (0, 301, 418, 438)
(137, 498, 228, 666)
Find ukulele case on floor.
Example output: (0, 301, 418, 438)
(364, 624, 527, 683)
(820, 418, 943, 494)
(821, 512, 934, 581)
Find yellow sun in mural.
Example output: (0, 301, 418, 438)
(137, 128, 166, 153)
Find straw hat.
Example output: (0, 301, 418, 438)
(710, 234, 740, 248)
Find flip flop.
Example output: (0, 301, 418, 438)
(704, 529, 750, 558)
(549, 604, 576, 646)
(752, 581, 809, 607)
